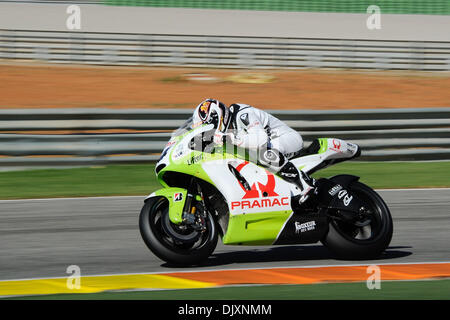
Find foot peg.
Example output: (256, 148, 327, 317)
(298, 185, 314, 204)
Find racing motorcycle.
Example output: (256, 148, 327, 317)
(139, 119, 393, 265)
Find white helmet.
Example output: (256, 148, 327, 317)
(193, 99, 230, 132)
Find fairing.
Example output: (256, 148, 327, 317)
(148, 121, 359, 245)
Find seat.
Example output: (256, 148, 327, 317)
(289, 139, 322, 160)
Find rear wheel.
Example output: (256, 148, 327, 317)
(321, 181, 393, 260)
(139, 196, 218, 266)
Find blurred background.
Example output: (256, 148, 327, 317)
(0, 0, 449, 172)
(0, 1, 450, 298)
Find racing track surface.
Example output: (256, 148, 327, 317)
(0, 189, 449, 281)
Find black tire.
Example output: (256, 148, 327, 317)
(139, 196, 218, 266)
(321, 181, 393, 260)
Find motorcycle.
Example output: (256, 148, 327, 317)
(139, 118, 393, 265)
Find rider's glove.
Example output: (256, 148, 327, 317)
(214, 131, 238, 146)
(231, 135, 243, 146)
(213, 131, 226, 145)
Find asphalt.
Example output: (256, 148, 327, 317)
(0, 189, 449, 281)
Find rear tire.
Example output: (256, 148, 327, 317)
(139, 196, 218, 266)
(321, 181, 393, 260)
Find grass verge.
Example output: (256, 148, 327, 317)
(0, 161, 449, 199)
(6, 279, 450, 300)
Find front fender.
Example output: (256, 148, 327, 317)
(145, 187, 188, 224)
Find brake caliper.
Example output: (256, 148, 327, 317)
(183, 195, 207, 232)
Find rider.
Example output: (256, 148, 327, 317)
(192, 99, 315, 204)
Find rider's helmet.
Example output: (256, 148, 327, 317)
(193, 99, 230, 132)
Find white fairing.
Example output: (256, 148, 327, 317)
(172, 124, 215, 163)
(292, 138, 359, 173)
(145, 191, 156, 201)
(155, 122, 359, 215)
(202, 159, 299, 216)
(155, 123, 215, 175)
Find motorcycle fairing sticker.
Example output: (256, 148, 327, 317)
(202, 160, 293, 215)
(173, 192, 183, 202)
(273, 213, 328, 245)
(228, 161, 292, 215)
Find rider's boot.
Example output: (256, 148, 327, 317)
(278, 162, 315, 204)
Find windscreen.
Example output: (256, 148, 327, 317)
(171, 116, 194, 138)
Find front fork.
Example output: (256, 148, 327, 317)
(182, 178, 207, 231)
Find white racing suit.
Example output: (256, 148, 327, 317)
(216, 103, 314, 201)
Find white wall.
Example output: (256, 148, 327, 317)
(0, 3, 449, 41)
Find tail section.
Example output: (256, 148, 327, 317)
(291, 138, 360, 174)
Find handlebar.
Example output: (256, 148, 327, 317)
(188, 129, 217, 153)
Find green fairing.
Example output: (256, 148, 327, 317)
(223, 211, 292, 245)
(156, 127, 293, 244)
(153, 187, 187, 224)
(318, 138, 329, 154)
(157, 137, 250, 187)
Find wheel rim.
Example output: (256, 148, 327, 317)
(148, 198, 214, 254)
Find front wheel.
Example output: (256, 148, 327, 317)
(321, 181, 393, 260)
(139, 196, 218, 266)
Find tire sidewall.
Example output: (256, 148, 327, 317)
(322, 182, 393, 260)
(139, 197, 218, 266)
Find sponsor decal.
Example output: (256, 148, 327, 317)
(172, 143, 185, 160)
(247, 121, 261, 130)
(165, 140, 176, 148)
(198, 101, 211, 121)
(187, 154, 203, 165)
(240, 113, 249, 126)
(173, 192, 183, 202)
(338, 189, 353, 207)
(159, 140, 176, 161)
(331, 139, 342, 152)
(343, 195, 353, 206)
(231, 197, 289, 210)
(295, 221, 316, 234)
(328, 184, 343, 196)
(235, 161, 278, 199)
(347, 142, 358, 153)
(230, 161, 290, 212)
(338, 190, 347, 198)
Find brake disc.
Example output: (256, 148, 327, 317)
(161, 212, 200, 243)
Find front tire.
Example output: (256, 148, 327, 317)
(139, 196, 218, 266)
(321, 181, 393, 260)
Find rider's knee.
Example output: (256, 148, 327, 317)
(257, 145, 287, 171)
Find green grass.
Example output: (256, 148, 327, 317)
(7, 280, 450, 300)
(0, 165, 160, 199)
(104, 0, 450, 15)
(316, 161, 450, 189)
(0, 161, 449, 200)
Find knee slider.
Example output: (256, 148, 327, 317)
(258, 146, 286, 171)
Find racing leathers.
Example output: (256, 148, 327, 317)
(214, 103, 314, 203)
